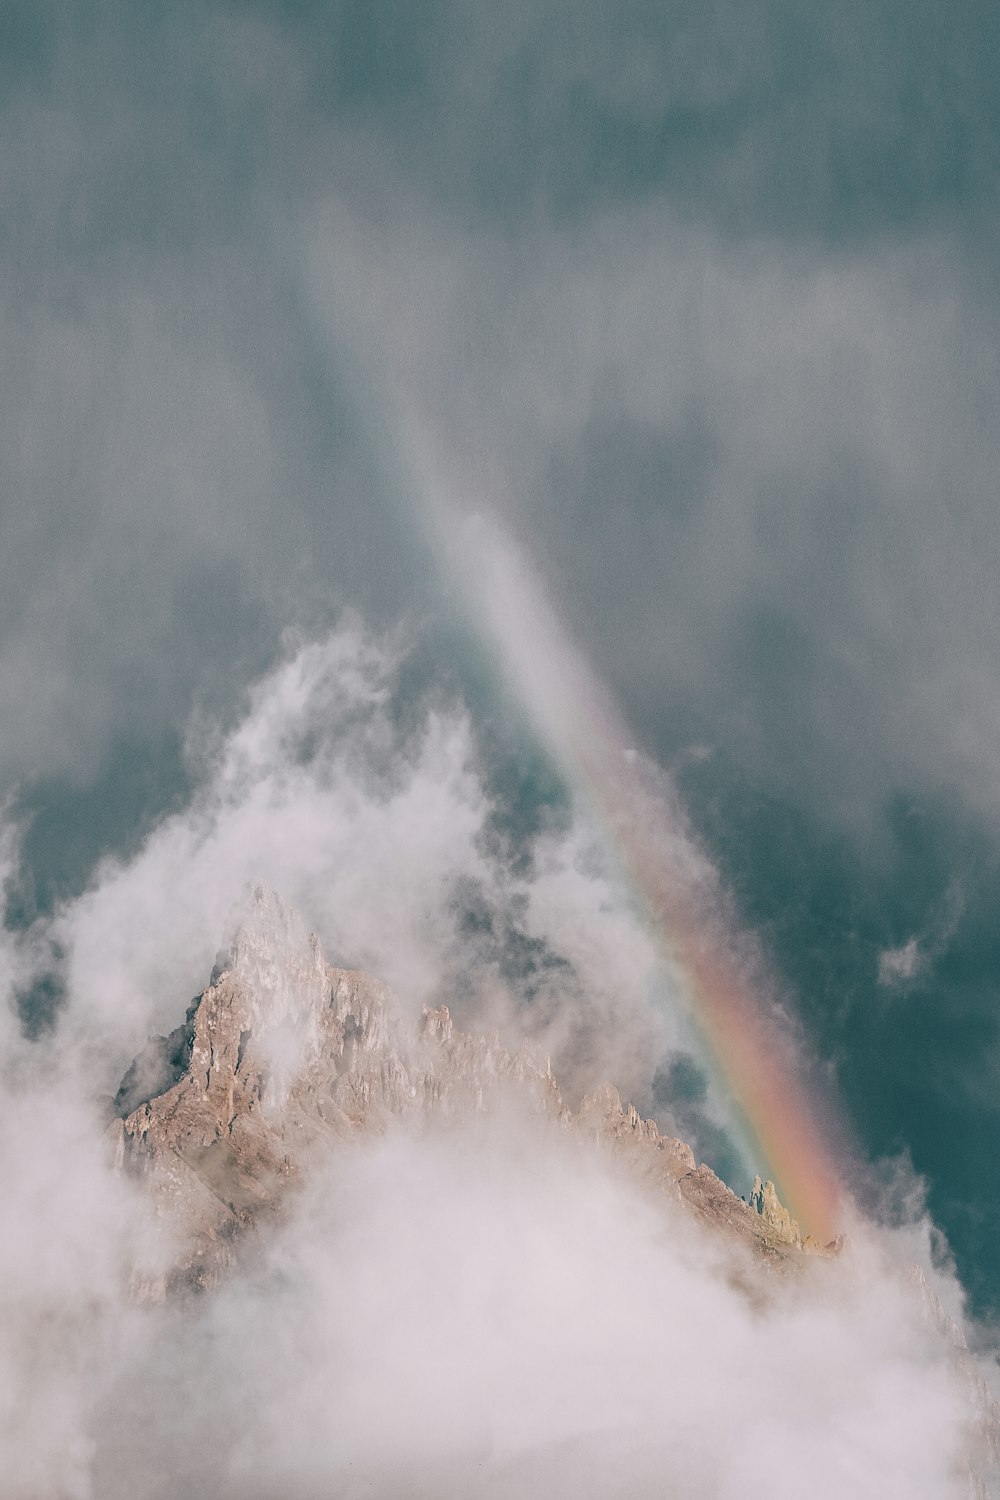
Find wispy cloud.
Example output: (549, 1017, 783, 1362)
(879, 936, 926, 987)
(306, 185, 1000, 842)
(877, 883, 965, 990)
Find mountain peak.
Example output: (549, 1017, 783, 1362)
(111, 893, 833, 1295)
(222, 882, 325, 1005)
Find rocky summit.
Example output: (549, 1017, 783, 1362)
(109, 885, 819, 1295)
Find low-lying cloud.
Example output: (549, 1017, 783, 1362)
(93, 1113, 983, 1500)
(0, 620, 995, 1497)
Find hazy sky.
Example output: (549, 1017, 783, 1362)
(5, 0, 1000, 1326)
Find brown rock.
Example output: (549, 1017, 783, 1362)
(112, 885, 822, 1290)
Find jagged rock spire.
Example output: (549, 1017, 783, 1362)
(749, 1174, 802, 1249)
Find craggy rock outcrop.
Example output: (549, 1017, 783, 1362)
(111, 886, 823, 1292)
(571, 1083, 816, 1261)
(748, 1173, 805, 1248)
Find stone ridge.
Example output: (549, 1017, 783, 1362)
(110, 890, 819, 1294)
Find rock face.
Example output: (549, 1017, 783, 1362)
(111, 886, 822, 1293)
(749, 1173, 804, 1247)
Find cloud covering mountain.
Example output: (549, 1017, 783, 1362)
(4, 1, 1000, 1489)
(2, 628, 996, 1496)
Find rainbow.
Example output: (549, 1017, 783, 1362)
(303, 216, 840, 1238)
(454, 510, 841, 1240)
(398, 426, 843, 1243)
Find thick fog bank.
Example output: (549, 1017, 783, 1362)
(0, 625, 993, 1498)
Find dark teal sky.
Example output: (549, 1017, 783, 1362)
(4, 2, 1000, 1314)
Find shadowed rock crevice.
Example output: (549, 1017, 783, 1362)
(113, 1005, 197, 1119)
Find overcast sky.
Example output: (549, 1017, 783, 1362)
(4, 1, 1000, 1318)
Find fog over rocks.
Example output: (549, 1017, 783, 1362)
(90, 890, 1000, 1496)
(1, 628, 996, 1499)
(110, 883, 813, 1296)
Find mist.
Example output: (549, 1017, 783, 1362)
(2, 622, 996, 1496)
(92, 1115, 977, 1500)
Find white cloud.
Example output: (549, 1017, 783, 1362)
(0, 620, 993, 1497)
(877, 885, 965, 990)
(879, 936, 925, 987)
(92, 1111, 984, 1499)
(30, 622, 679, 1113)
